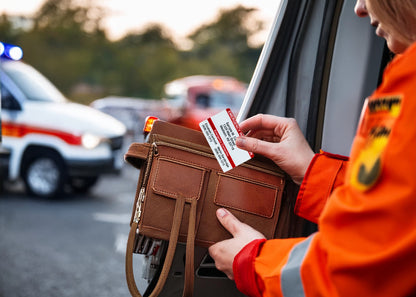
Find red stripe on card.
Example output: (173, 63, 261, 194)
(226, 109, 254, 158)
(207, 117, 236, 168)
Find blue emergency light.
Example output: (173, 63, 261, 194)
(0, 42, 23, 61)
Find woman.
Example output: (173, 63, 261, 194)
(208, 0, 416, 296)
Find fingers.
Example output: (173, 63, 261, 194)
(236, 136, 277, 160)
(216, 208, 266, 240)
(239, 114, 292, 135)
(245, 130, 281, 141)
(216, 208, 241, 237)
(208, 240, 235, 280)
(210, 208, 267, 279)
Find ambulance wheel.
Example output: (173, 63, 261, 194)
(22, 149, 66, 198)
(69, 176, 98, 193)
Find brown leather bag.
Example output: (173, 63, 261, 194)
(124, 120, 306, 297)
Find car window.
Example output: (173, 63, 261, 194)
(209, 90, 245, 110)
(1, 82, 21, 110)
(238, 1, 386, 156)
(165, 94, 187, 108)
(1, 61, 66, 103)
(195, 94, 210, 108)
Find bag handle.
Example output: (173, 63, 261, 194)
(126, 195, 197, 297)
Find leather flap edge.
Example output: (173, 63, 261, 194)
(151, 157, 207, 201)
(124, 143, 151, 169)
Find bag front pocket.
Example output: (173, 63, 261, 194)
(196, 169, 284, 246)
(214, 172, 283, 239)
(139, 156, 209, 241)
(215, 173, 279, 218)
(152, 157, 208, 201)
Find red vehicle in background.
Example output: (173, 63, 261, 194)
(163, 75, 247, 130)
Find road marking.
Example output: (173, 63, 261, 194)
(115, 233, 128, 254)
(92, 212, 130, 224)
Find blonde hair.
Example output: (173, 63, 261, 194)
(366, 0, 416, 45)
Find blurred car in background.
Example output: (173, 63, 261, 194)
(90, 96, 176, 141)
(0, 42, 127, 198)
(91, 75, 247, 136)
(163, 75, 247, 130)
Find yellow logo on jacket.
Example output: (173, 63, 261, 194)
(351, 95, 402, 191)
(367, 96, 401, 116)
(351, 127, 390, 191)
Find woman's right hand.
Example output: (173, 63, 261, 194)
(236, 114, 315, 185)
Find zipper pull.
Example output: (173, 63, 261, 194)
(133, 187, 146, 223)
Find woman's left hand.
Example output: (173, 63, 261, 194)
(208, 208, 266, 280)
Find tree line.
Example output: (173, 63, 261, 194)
(0, 0, 265, 104)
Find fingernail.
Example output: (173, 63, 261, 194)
(217, 208, 227, 218)
(236, 137, 245, 147)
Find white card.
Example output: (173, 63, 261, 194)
(199, 108, 253, 172)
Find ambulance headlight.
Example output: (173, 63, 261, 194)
(81, 133, 102, 149)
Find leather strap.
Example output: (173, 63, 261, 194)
(183, 198, 197, 297)
(126, 195, 197, 297)
(126, 221, 140, 296)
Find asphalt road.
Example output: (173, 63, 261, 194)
(0, 163, 149, 297)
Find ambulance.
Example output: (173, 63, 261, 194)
(0, 42, 126, 198)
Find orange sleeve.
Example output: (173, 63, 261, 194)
(295, 151, 349, 223)
(234, 41, 416, 297)
(234, 237, 306, 297)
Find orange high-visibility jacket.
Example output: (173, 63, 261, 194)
(233, 42, 416, 297)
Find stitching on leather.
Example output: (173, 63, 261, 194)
(153, 141, 285, 177)
(151, 149, 282, 188)
(217, 172, 281, 189)
(213, 174, 280, 218)
(214, 188, 279, 218)
(152, 156, 207, 200)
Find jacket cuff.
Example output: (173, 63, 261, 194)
(295, 151, 349, 223)
(233, 239, 267, 297)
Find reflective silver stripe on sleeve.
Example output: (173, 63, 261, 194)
(281, 234, 315, 297)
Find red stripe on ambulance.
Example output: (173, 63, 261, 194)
(2, 122, 82, 145)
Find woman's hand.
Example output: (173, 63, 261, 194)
(209, 115, 314, 278)
(208, 208, 266, 280)
(237, 114, 315, 185)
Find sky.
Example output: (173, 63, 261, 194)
(0, 0, 281, 44)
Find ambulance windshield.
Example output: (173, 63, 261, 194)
(1, 60, 66, 103)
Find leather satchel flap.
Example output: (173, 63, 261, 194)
(124, 143, 151, 169)
(151, 157, 207, 201)
(214, 173, 281, 218)
(150, 120, 209, 147)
